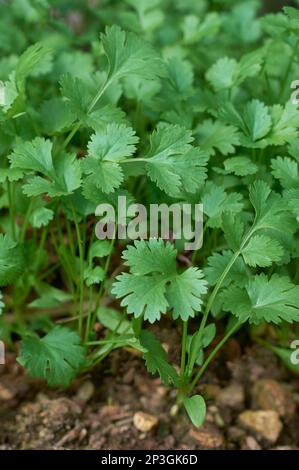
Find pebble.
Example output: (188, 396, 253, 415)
(217, 383, 245, 410)
(238, 410, 282, 443)
(201, 383, 221, 400)
(251, 379, 296, 419)
(242, 436, 261, 450)
(189, 425, 224, 449)
(0, 383, 14, 401)
(77, 381, 95, 403)
(133, 412, 158, 433)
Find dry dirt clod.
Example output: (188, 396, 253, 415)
(189, 424, 224, 449)
(238, 410, 283, 444)
(241, 436, 262, 450)
(217, 383, 245, 410)
(251, 379, 296, 419)
(133, 412, 159, 433)
(77, 381, 95, 403)
(0, 383, 15, 401)
(200, 383, 221, 400)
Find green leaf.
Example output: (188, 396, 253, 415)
(206, 57, 238, 91)
(195, 119, 240, 157)
(167, 268, 208, 321)
(242, 234, 284, 267)
(40, 98, 74, 134)
(9, 138, 81, 197)
(82, 123, 138, 194)
(90, 240, 113, 259)
(97, 307, 134, 335)
(267, 103, 299, 146)
(30, 207, 54, 228)
(249, 181, 292, 234)
(204, 250, 248, 287)
(271, 156, 298, 189)
(183, 395, 206, 427)
(84, 266, 105, 286)
(222, 156, 258, 176)
(243, 99, 271, 143)
(140, 330, 179, 386)
(0, 235, 24, 287)
(0, 291, 4, 315)
(101, 25, 165, 81)
(122, 238, 176, 275)
(112, 273, 169, 323)
(17, 326, 86, 387)
(267, 344, 299, 374)
(144, 123, 208, 197)
(206, 52, 262, 91)
(202, 183, 243, 228)
(222, 213, 245, 251)
(223, 274, 299, 325)
(112, 239, 207, 323)
(15, 42, 52, 92)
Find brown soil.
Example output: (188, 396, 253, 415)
(1, 330, 299, 450)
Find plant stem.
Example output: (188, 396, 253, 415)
(188, 249, 241, 375)
(188, 227, 254, 375)
(278, 39, 299, 103)
(180, 320, 188, 383)
(90, 229, 116, 332)
(190, 320, 241, 391)
(60, 78, 112, 151)
(7, 181, 16, 240)
(20, 199, 34, 242)
(71, 205, 85, 338)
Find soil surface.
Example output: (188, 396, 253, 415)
(1, 328, 299, 450)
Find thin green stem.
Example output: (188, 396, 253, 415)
(20, 199, 34, 242)
(188, 228, 254, 375)
(7, 181, 16, 240)
(85, 285, 94, 343)
(190, 320, 241, 392)
(90, 229, 116, 332)
(60, 78, 112, 152)
(180, 320, 188, 383)
(278, 39, 299, 103)
(191, 224, 208, 265)
(71, 205, 85, 338)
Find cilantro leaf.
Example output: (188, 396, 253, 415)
(195, 119, 240, 157)
(140, 330, 179, 386)
(0, 235, 24, 287)
(223, 274, 299, 325)
(9, 138, 81, 197)
(242, 234, 284, 267)
(271, 156, 298, 189)
(82, 123, 138, 195)
(101, 25, 165, 81)
(18, 326, 86, 387)
(112, 239, 208, 323)
(143, 123, 208, 196)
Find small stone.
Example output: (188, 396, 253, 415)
(77, 381, 95, 403)
(217, 383, 245, 410)
(189, 425, 224, 449)
(242, 436, 261, 450)
(201, 384, 221, 400)
(123, 368, 135, 384)
(170, 404, 179, 417)
(238, 410, 282, 444)
(227, 426, 246, 443)
(133, 412, 158, 433)
(0, 383, 14, 401)
(252, 379, 296, 419)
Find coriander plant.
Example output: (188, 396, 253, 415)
(0, 0, 298, 427)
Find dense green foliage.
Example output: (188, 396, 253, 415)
(0, 0, 299, 426)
